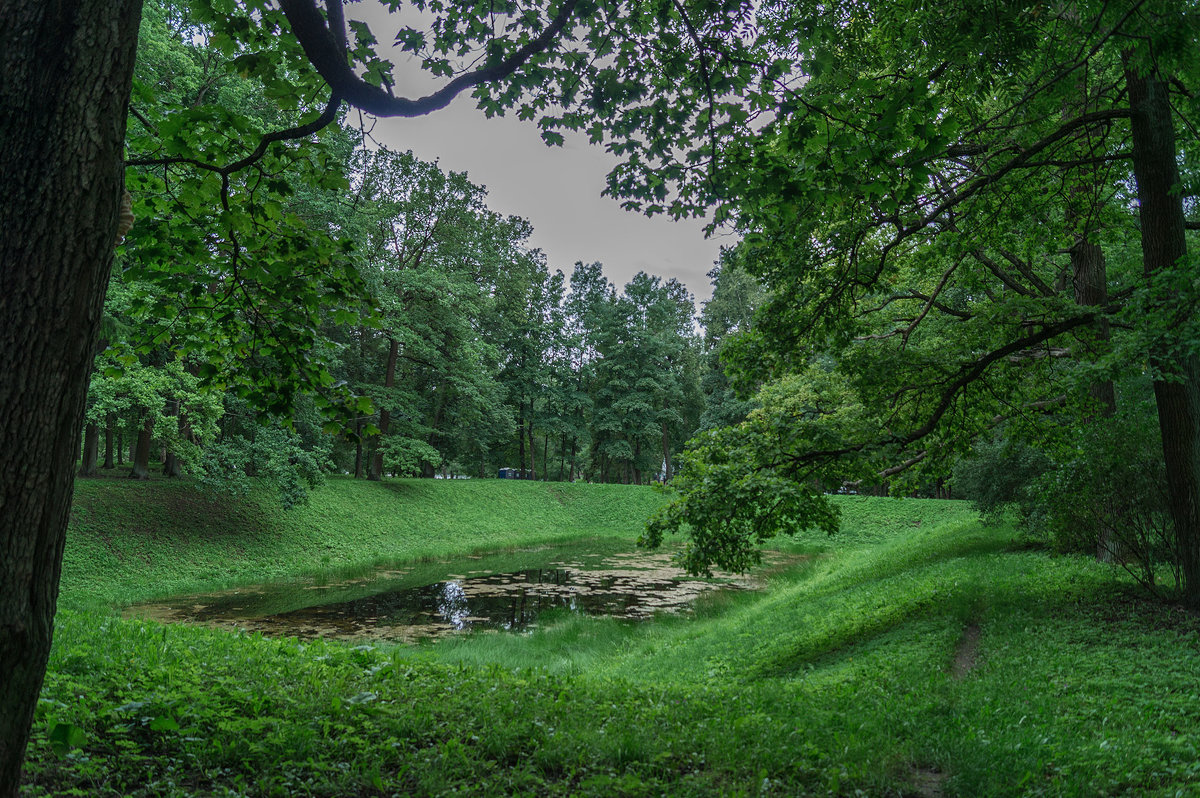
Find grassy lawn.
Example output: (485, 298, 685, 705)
(21, 478, 1200, 796)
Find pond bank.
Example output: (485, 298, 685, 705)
(63, 477, 672, 608)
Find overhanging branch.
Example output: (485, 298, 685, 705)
(126, 95, 342, 175)
(278, 0, 580, 117)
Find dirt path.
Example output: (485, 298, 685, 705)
(952, 622, 981, 679)
(906, 621, 983, 796)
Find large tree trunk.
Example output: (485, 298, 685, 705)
(1125, 58, 1200, 605)
(79, 422, 100, 477)
(0, 1, 142, 793)
(129, 414, 154, 480)
(369, 337, 399, 481)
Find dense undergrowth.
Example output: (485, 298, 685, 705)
(22, 477, 1200, 796)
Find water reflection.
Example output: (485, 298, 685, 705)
(126, 550, 761, 643)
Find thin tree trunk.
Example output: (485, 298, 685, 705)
(542, 432, 548, 482)
(661, 420, 672, 482)
(422, 382, 445, 478)
(1067, 167, 1119, 559)
(369, 337, 399, 481)
(117, 428, 124, 466)
(559, 432, 566, 481)
(0, 1, 141, 792)
(79, 422, 99, 477)
(527, 408, 536, 480)
(354, 417, 364, 479)
(1071, 239, 1117, 416)
(129, 415, 154, 480)
(103, 413, 115, 469)
(163, 400, 181, 477)
(518, 406, 526, 477)
(1125, 57, 1200, 605)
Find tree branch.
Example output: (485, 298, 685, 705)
(126, 95, 342, 174)
(278, 0, 580, 118)
(784, 312, 1103, 468)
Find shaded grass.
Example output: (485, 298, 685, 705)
(23, 481, 1200, 796)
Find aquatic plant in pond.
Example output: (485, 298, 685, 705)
(125, 547, 761, 642)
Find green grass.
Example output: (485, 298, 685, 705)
(22, 478, 1200, 796)
(62, 476, 666, 607)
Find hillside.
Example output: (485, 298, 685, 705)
(62, 476, 670, 606)
(23, 479, 1200, 796)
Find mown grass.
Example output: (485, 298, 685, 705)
(22, 478, 1200, 796)
(62, 476, 666, 607)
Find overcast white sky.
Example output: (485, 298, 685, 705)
(346, 6, 732, 307)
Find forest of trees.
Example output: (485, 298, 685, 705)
(80, 3, 758, 498)
(4, 0, 1199, 793)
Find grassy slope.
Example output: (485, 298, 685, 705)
(24, 479, 1200, 796)
(62, 476, 666, 606)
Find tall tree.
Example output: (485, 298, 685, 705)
(697, 253, 763, 430)
(1, 4, 142, 788)
(644, 1, 1200, 597)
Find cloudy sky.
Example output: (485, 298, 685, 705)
(345, 6, 732, 307)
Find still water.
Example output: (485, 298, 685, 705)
(125, 546, 759, 643)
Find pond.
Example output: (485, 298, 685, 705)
(124, 545, 763, 643)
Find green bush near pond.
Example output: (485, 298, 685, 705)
(24, 477, 1200, 796)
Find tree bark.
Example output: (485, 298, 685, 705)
(103, 412, 116, 469)
(163, 400, 181, 477)
(370, 337, 399, 481)
(1125, 57, 1200, 605)
(129, 414, 154, 480)
(1071, 238, 1117, 417)
(0, 1, 142, 792)
(79, 422, 100, 477)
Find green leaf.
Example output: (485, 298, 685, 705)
(149, 714, 180, 732)
(48, 722, 86, 758)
